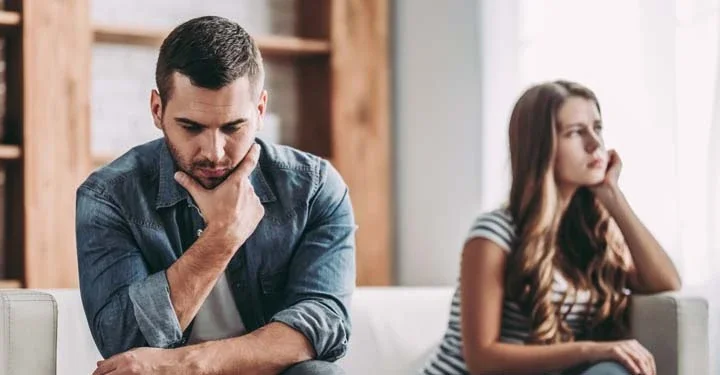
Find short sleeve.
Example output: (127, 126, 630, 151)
(466, 209, 516, 253)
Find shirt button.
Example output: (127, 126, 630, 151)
(197, 229, 203, 237)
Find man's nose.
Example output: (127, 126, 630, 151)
(202, 131, 226, 163)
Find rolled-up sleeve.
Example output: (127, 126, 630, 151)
(270, 160, 357, 361)
(76, 186, 183, 358)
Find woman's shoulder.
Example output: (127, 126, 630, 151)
(466, 207, 517, 253)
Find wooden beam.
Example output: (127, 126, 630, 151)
(331, 0, 392, 285)
(10, 0, 91, 288)
(0, 145, 20, 160)
(93, 24, 331, 57)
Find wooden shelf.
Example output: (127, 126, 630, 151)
(0, 145, 21, 160)
(0, 11, 20, 27)
(92, 24, 331, 57)
(256, 36, 330, 56)
(0, 279, 21, 289)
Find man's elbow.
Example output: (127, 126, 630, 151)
(324, 322, 350, 361)
(304, 316, 350, 362)
(271, 301, 351, 362)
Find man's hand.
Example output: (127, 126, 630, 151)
(174, 143, 265, 250)
(93, 348, 186, 375)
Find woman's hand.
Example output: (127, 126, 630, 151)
(590, 149, 623, 207)
(585, 339, 656, 375)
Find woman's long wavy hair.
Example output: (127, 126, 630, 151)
(506, 80, 631, 344)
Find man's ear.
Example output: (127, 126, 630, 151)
(150, 89, 164, 130)
(256, 89, 268, 131)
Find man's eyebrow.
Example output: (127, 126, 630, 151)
(174, 117, 249, 127)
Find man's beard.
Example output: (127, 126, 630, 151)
(164, 136, 232, 189)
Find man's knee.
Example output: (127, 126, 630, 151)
(579, 361, 632, 375)
(281, 360, 345, 375)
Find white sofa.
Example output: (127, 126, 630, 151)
(0, 287, 709, 375)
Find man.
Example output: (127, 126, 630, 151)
(76, 16, 355, 375)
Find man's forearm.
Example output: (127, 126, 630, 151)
(179, 322, 315, 375)
(166, 226, 240, 330)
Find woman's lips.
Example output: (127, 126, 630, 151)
(588, 158, 605, 169)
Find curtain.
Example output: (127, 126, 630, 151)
(477, 0, 720, 371)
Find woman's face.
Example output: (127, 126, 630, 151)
(554, 96, 608, 189)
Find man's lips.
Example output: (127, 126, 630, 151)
(196, 168, 229, 178)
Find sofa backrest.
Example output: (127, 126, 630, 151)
(336, 287, 453, 374)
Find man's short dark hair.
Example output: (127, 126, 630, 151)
(155, 16, 264, 107)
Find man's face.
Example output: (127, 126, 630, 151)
(151, 73, 267, 189)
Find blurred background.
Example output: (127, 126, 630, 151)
(0, 0, 718, 371)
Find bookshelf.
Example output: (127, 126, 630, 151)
(2, 0, 391, 288)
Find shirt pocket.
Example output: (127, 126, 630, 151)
(259, 269, 289, 321)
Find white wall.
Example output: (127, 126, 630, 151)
(393, 0, 484, 286)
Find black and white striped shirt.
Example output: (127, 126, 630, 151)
(421, 209, 597, 375)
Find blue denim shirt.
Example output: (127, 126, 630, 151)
(76, 138, 356, 361)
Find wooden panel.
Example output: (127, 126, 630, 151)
(297, 1, 331, 157)
(297, 57, 331, 157)
(93, 24, 331, 57)
(331, 0, 392, 285)
(11, 0, 92, 288)
(0, 145, 20, 160)
(298, 0, 330, 39)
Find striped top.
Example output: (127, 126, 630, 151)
(420, 209, 598, 375)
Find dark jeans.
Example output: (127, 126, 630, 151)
(281, 360, 345, 375)
(574, 361, 632, 375)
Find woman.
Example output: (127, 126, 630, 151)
(421, 80, 681, 375)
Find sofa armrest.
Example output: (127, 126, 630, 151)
(0, 290, 57, 375)
(630, 292, 708, 375)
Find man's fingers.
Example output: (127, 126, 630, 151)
(232, 143, 261, 181)
(174, 171, 202, 194)
(93, 359, 117, 375)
